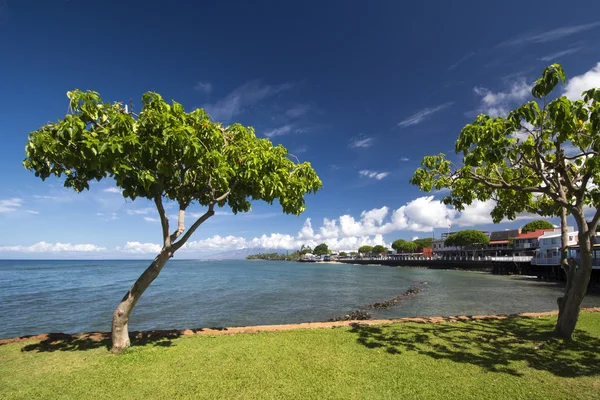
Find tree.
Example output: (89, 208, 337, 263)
(23, 90, 322, 352)
(300, 244, 313, 255)
(313, 243, 329, 256)
(411, 63, 600, 339)
(444, 230, 489, 257)
(358, 245, 373, 255)
(339, 251, 348, 257)
(521, 220, 554, 233)
(412, 238, 433, 250)
(372, 245, 388, 255)
(392, 239, 418, 253)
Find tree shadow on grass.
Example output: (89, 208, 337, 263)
(18, 330, 192, 353)
(350, 317, 600, 378)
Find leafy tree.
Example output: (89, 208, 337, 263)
(372, 245, 388, 255)
(444, 230, 489, 257)
(313, 243, 329, 256)
(339, 251, 348, 257)
(411, 63, 600, 339)
(350, 252, 357, 256)
(412, 238, 433, 250)
(392, 239, 418, 253)
(521, 220, 554, 233)
(358, 245, 373, 255)
(23, 90, 322, 352)
(300, 244, 313, 255)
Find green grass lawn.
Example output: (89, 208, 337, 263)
(1, 313, 599, 400)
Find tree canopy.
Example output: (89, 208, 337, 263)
(392, 239, 418, 253)
(358, 245, 373, 254)
(23, 89, 322, 352)
(412, 238, 433, 250)
(444, 230, 489, 249)
(521, 220, 554, 233)
(410, 63, 600, 339)
(371, 245, 388, 255)
(313, 243, 329, 256)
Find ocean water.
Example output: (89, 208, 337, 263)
(1, 259, 599, 339)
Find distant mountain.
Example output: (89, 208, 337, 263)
(204, 248, 289, 260)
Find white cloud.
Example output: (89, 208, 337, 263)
(384, 196, 456, 233)
(194, 81, 212, 94)
(538, 46, 582, 62)
(0, 198, 23, 213)
(349, 136, 374, 148)
(117, 241, 162, 254)
(103, 187, 121, 194)
(25, 210, 40, 214)
(126, 208, 154, 215)
(497, 22, 600, 47)
(297, 218, 315, 240)
(185, 235, 247, 251)
(249, 233, 298, 250)
(0, 242, 106, 253)
(400, 157, 410, 162)
(144, 216, 159, 223)
(398, 103, 453, 127)
(563, 62, 600, 100)
(161, 196, 543, 254)
(97, 212, 119, 220)
(32, 194, 74, 203)
(285, 104, 311, 118)
(448, 51, 476, 70)
(359, 170, 389, 180)
(473, 79, 531, 117)
(264, 125, 292, 138)
(204, 80, 294, 122)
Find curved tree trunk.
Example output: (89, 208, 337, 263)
(555, 211, 593, 340)
(111, 249, 171, 353)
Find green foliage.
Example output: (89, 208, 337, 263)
(24, 90, 322, 251)
(246, 252, 298, 261)
(2, 313, 600, 399)
(392, 239, 418, 253)
(358, 245, 373, 254)
(444, 230, 490, 249)
(300, 245, 313, 255)
(521, 220, 554, 233)
(412, 238, 433, 251)
(339, 252, 348, 257)
(410, 64, 600, 230)
(371, 245, 388, 255)
(313, 243, 329, 256)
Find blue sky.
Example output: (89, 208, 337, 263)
(1, 0, 600, 258)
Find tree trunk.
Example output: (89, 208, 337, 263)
(555, 211, 593, 340)
(111, 249, 171, 353)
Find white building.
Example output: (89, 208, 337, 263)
(532, 228, 577, 266)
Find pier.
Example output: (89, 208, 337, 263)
(337, 258, 600, 285)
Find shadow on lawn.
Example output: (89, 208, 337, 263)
(350, 317, 600, 378)
(18, 330, 188, 353)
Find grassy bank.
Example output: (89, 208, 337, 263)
(1, 313, 599, 399)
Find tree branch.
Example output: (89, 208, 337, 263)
(172, 203, 215, 251)
(169, 208, 186, 243)
(154, 195, 170, 248)
(215, 190, 230, 203)
(590, 207, 600, 233)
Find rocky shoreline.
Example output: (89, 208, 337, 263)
(329, 284, 425, 321)
(2, 308, 599, 346)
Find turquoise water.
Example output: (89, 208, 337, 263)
(1, 259, 599, 339)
